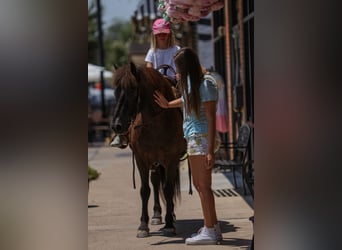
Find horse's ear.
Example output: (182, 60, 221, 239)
(130, 62, 138, 77)
(112, 63, 119, 74)
(112, 64, 118, 73)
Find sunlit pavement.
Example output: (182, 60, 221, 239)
(88, 145, 254, 250)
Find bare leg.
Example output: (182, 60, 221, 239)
(189, 155, 217, 228)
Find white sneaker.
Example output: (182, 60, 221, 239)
(185, 226, 218, 245)
(190, 223, 222, 241)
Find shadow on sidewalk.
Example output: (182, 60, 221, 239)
(221, 171, 254, 209)
(148, 219, 250, 248)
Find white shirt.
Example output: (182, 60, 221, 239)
(144, 45, 180, 78)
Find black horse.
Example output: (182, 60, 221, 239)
(111, 62, 186, 237)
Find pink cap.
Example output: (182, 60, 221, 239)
(152, 18, 171, 35)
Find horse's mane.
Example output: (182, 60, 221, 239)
(139, 67, 174, 98)
(112, 64, 138, 89)
(113, 63, 175, 102)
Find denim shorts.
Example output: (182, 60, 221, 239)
(186, 133, 221, 156)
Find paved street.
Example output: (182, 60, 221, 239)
(88, 145, 254, 250)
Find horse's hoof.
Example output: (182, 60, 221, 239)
(136, 229, 149, 238)
(162, 227, 176, 236)
(151, 217, 162, 225)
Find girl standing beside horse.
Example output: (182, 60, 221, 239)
(154, 47, 222, 245)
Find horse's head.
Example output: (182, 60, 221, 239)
(110, 62, 140, 134)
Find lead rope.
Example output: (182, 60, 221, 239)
(132, 152, 136, 189)
(187, 158, 192, 195)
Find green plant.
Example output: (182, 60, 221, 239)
(88, 166, 100, 181)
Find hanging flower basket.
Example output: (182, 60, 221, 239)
(158, 0, 224, 23)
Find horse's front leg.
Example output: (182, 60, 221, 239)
(137, 165, 150, 238)
(150, 166, 162, 225)
(161, 161, 180, 236)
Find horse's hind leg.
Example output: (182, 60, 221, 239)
(150, 167, 162, 225)
(137, 165, 150, 238)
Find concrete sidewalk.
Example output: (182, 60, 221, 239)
(88, 145, 254, 250)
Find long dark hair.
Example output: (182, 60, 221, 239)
(174, 47, 203, 118)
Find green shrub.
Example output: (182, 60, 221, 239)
(88, 166, 100, 181)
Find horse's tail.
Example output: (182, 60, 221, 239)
(174, 163, 181, 201)
(159, 161, 181, 204)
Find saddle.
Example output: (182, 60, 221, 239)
(156, 64, 181, 98)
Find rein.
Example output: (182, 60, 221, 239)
(132, 152, 136, 189)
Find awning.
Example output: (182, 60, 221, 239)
(88, 64, 113, 82)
